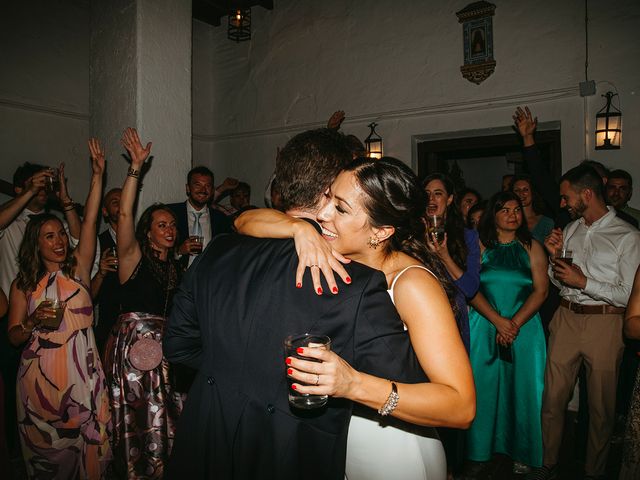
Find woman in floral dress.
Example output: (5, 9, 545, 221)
(7, 139, 111, 478)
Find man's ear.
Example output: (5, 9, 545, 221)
(372, 225, 395, 243)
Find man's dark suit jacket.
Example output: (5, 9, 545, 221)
(94, 229, 121, 354)
(166, 201, 233, 245)
(163, 224, 427, 480)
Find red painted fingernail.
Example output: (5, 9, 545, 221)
(286, 357, 292, 365)
(317, 287, 323, 295)
(332, 286, 338, 293)
(296, 282, 302, 289)
(297, 347, 304, 354)
(346, 276, 351, 284)
(291, 384, 297, 390)
(287, 368, 293, 375)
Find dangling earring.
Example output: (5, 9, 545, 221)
(367, 236, 380, 249)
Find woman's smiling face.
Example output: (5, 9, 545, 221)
(317, 171, 377, 260)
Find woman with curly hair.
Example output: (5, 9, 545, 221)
(7, 139, 111, 478)
(102, 128, 187, 479)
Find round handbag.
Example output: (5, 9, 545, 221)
(128, 337, 163, 371)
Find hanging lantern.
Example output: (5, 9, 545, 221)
(595, 91, 622, 150)
(228, 8, 251, 42)
(364, 122, 383, 159)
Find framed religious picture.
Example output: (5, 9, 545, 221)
(456, 1, 496, 84)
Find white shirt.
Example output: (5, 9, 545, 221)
(549, 207, 640, 307)
(185, 201, 211, 267)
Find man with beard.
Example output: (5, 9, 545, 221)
(167, 166, 232, 268)
(530, 164, 640, 480)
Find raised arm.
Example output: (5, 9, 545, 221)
(0, 169, 53, 229)
(56, 163, 82, 241)
(117, 127, 151, 283)
(73, 139, 105, 285)
(288, 268, 476, 428)
(624, 265, 640, 339)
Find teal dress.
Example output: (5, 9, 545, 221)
(466, 241, 546, 467)
(530, 215, 554, 245)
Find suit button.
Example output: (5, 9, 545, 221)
(207, 376, 214, 385)
(267, 404, 275, 414)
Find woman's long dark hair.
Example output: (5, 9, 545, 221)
(422, 173, 469, 270)
(346, 157, 457, 312)
(135, 204, 179, 261)
(16, 213, 76, 292)
(478, 191, 532, 249)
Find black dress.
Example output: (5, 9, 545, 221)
(103, 254, 186, 479)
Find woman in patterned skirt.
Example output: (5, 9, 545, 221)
(102, 128, 186, 479)
(7, 139, 111, 478)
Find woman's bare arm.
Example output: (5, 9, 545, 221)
(624, 265, 640, 339)
(288, 267, 476, 428)
(117, 128, 150, 283)
(511, 240, 549, 328)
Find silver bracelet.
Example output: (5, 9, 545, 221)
(378, 381, 399, 416)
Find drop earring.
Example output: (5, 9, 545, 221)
(367, 237, 380, 249)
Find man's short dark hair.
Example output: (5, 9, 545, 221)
(608, 169, 633, 187)
(580, 160, 610, 179)
(187, 166, 214, 184)
(274, 128, 352, 212)
(13, 162, 48, 189)
(561, 164, 604, 199)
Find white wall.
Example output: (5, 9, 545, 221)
(194, 0, 640, 208)
(0, 0, 90, 201)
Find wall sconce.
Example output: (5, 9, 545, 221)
(365, 123, 383, 159)
(595, 91, 622, 150)
(228, 8, 251, 42)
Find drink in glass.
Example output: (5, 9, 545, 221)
(191, 235, 204, 254)
(284, 333, 331, 409)
(556, 248, 573, 266)
(426, 215, 445, 243)
(40, 299, 67, 330)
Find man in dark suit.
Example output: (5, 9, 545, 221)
(166, 166, 233, 268)
(91, 187, 122, 353)
(164, 129, 426, 480)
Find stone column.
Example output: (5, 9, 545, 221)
(90, 0, 192, 212)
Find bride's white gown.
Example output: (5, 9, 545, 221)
(345, 265, 447, 480)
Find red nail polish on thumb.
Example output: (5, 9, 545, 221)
(296, 347, 304, 354)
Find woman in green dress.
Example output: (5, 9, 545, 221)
(466, 191, 549, 473)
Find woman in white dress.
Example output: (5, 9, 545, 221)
(236, 156, 475, 479)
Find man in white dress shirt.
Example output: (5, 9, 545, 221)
(533, 164, 640, 480)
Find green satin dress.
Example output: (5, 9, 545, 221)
(466, 240, 546, 467)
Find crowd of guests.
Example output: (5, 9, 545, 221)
(0, 105, 638, 480)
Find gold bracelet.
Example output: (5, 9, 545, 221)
(63, 205, 75, 212)
(127, 166, 140, 178)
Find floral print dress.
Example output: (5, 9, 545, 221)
(17, 271, 112, 478)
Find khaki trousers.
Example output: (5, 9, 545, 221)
(541, 305, 624, 475)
